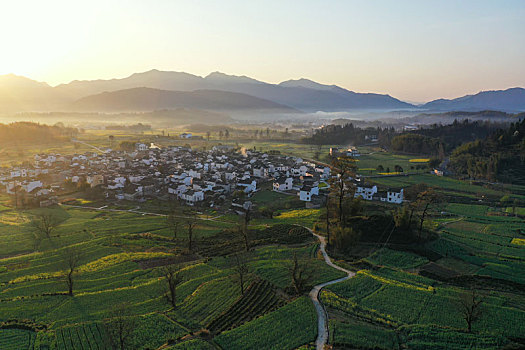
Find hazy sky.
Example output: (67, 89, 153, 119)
(1, 0, 524, 102)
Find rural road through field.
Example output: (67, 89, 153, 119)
(307, 228, 355, 350)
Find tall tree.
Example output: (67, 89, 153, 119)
(166, 210, 180, 240)
(330, 155, 357, 224)
(63, 247, 81, 296)
(103, 302, 136, 350)
(31, 213, 61, 238)
(234, 253, 249, 295)
(413, 188, 440, 241)
(459, 290, 483, 333)
(164, 265, 183, 309)
(240, 204, 252, 251)
(289, 252, 313, 294)
(325, 197, 331, 245)
(185, 210, 197, 252)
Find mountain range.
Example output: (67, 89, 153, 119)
(0, 70, 524, 116)
(421, 87, 525, 112)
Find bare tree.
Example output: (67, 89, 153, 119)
(325, 196, 332, 245)
(164, 265, 183, 309)
(63, 247, 81, 296)
(413, 188, 441, 241)
(459, 289, 483, 333)
(329, 155, 357, 224)
(31, 213, 61, 238)
(166, 212, 180, 240)
(234, 253, 249, 295)
(104, 302, 136, 350)
(240, 204, 252, 251)
(186, 218, 196, 252)
(290, 252, 313, 294)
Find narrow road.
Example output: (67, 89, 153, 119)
(307, 228, 355, 350)
(71, 139, 106, 153)
(60, 203, 224, 221)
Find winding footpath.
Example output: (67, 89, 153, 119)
(307, 228, 356, 350)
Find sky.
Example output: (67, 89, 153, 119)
(0, 0, 524, 102)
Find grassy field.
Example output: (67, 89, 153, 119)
(2, 134, 525, 349)
(318, 182, 525, 349)
(0, 199, 344, 349)
(355, 147, 421, 175)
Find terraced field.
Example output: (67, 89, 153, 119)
(207, 279, 284, 334)
(318, 193, 525, 349)
(0, 201, 343, 349)
(0, 329, 36, 350)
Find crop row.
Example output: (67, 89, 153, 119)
(56, 323, 108, 350)
(214, 296, 317, 350)
(0, 329, 35, 350)
(207, 279, 284, 334)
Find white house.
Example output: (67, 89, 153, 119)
(188, 169, 202, 179)
(179, 190, 204, 205)
(237, 179, 257, 193)
(273, 177, 293, 191)
(6, 180, 43, 194)
(136, 143, 148, 151)
(385, 189, 404, 204)
(354, 185, 377, 201)
(252, 166, 268, 178)
(299, 185, 319, 202)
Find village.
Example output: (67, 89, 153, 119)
(0, 143, 405, 211)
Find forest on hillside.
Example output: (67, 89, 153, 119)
(0, 122, 79, 145)
(450, 118, 525, 184)
(301, 123, 395, 146)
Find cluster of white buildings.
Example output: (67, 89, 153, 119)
(1, 140, 406, 209)
(0, 143, 331, 208)
(354, 185, 404, 204)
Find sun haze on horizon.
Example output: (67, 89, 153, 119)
(0, 0, 524, 102)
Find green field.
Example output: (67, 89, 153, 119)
(0, 201, 344, 349)
(318, 188, 525, 349)
(1, 134, 525, 349)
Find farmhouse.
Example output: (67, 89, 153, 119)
(179, 189, 204, 205)
(273, 177, 293, 191)
(237, 179, 257, 193)
(299, 184, 319, 202)
(135, 143, 148, 151)
(354, 185, 377, 201)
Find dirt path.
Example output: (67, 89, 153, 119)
(307, 228, 355, 350)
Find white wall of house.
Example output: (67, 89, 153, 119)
(386, 189, 404, 204)
(354, 185, 377, 200)
(273, 177, 293, 191)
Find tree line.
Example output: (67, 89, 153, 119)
(450, 118, 525, 184)
(0, 121, 79, 144)
(302, 123, 395, 147)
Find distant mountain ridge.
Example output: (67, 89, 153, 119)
(423, 88, 525, 112)
(56, 69, 414, 112)
(0, 71, 524, 115)
(70, 87, 299, 114)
